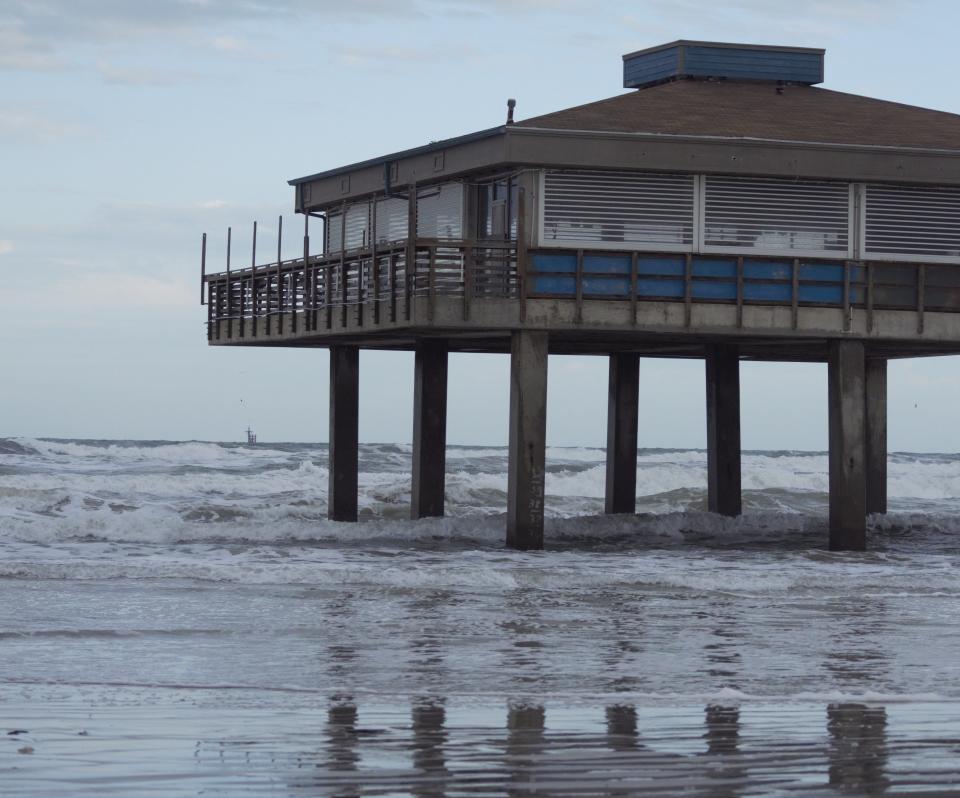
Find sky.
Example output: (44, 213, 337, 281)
(3, 0, 960, 450)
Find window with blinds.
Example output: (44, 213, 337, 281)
(542, 170, 695, 251)
(863, 184, 960, 263)
(417, 183, 464, 239)
(375, 197, 408, 245)
(326, 202, 370, 253)
(702, 176, 851, 257)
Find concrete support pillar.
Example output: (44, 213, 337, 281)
(328, 346, 359, 522)
(705, 344, 742, 517)
(865, 358, 888, 516)
(605, 353, 640, 514)
(828, 340, 867, 551)
(507, 330, 548, 550)
(411, 340, 448, 519)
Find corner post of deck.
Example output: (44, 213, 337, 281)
(705, 343, 742, 517)
(411, 339, 449, 519)
(328, 346, 360, 522)
(828, 340, 867, 551)
(507, 330, 548, 550)
(865, 357, 888, 515)
(605, 352, 640, 514)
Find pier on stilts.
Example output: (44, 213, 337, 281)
(200, 40, 960, 551)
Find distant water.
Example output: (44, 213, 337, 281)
(2, 438, 960, 795)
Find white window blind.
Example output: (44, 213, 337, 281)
(702, 176, 851, 257)
(863, 184, 960, 263)
(375, 197, 408, 244)
(326, 202, 370, 253)
(542, 170, 695, 250)
(417, 183, 463, 239)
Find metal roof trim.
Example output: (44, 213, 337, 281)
(287, 125, 506, 185)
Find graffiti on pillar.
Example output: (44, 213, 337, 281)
(529, 466, 544, 526)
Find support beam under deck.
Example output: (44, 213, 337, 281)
(828, 340, 867, 551)
(411, 340, 448, 519)
(329, 346, 359, 522)
(865, 358, 888, 516)
(605, 353, 640, 514)
(706, 344, 742, 517)
(507, 330, 548, 550)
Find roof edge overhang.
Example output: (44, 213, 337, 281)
(288, 125, 506, 186)
(501, 126, 960, 187)
(621, 39, 825, 61)
(294, 124, 960, 211)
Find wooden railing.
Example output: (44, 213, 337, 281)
(204, 239, 960, 339)
(528, 249, 960, 332)
(204, 239, 517, 339)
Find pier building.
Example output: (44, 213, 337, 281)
(201, 41, 960, 551)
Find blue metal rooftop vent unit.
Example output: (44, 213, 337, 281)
(623, 40, 825, 90)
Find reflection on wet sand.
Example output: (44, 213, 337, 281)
(828, 703, 889, 794)
(290, 699, 898, 796)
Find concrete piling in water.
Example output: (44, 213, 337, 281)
(828, 340, 867, 551)
(705, 344, 742, 518)
(411, 340, 449, 519)
(328, 346, 360, 522)
(605, 352, 640, 515)
(865, 358, 888, 516)
(507, 330, 548, 550)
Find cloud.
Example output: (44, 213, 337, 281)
(0, 240, 13, 255)
(50, 274, 196, 309)
(198, 199, 230, 209)
(95, 61, 195, 86)
(0, 109, 84, 142)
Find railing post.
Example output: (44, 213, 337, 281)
(463, 244, 473, 321)
(390, 252, 398, 323)
(918, 263, 926, 334)
(406, 182, 416, 322)
(303, 213, 311, 332)
(371, 195, 380, 325)
(737, 256, 745, 329)
(575, 249, 584, 324)
(326, 264, 334, 329)
(200, 232, 207, 306)
(251, 221, 258, 337)
(630, 251, 638, 326)
(791, 257, 799, 330)
(684, 253, 692, 328)
(340, 202, 348, 329)
(842, 260, 852, 332)
(517, 185, 527, 321)
(226, 226, 232, 339)
(428, 246, 437, 322)
(276, 215, 283, 336)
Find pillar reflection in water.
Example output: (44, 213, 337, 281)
(702, 705, 747, 798)
(411, 701, 448, 798)
(506, 704, 546, 795)
(827, 703, 889, 793)
(605, 704, 640, 751)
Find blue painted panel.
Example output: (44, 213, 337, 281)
(693, 282, 737, 300)
(798, 262, 843, 282)
(744, 283, 792, 301)
(743, 260, 792, 281)
(584, 276, 630, 296)
(623, 42, 823, 89)
(637, 278, 684, 298)
(684, 46, 823, 84)
(623, 46, 680, 89)
(532, 275, 575, 295)
(692, 257, 736, 278)
(532, 252, 576, 273)
(798, 285, 843, 303)
(637, 255, 686, 276)
(583, 254, 631, 274)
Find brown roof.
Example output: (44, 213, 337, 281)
(517, 80, 960, 151)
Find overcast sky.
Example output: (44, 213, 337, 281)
(3, 0, 960, 450)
